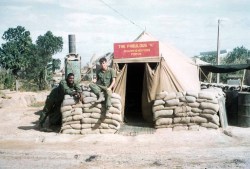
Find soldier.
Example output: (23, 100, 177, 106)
(39, 73, 81, 129)
(89, 57, 116, 113)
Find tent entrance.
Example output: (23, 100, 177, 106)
(124, 63, 145, 123)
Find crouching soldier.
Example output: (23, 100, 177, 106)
(39, 73, 81, 130)
(89, 57, 116, 114)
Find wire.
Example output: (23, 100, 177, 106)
(98, 0, 144, 31)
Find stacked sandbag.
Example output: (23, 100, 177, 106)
(60, 95, 82, 134)
(60, 85, 122, 135)
(153, 90, 223, 131)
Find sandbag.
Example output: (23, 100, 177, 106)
(200, 114, 220, 125)
(200, 122, 219, 129)
(82, 91, 91, 97)
(165, 99, 179, 106)
(111, 98, 121, 104)
(90, 92, 97, 98)
(190, 116, 207, 123)
(81, 124, 92, 129)
(61, 106, 72, 113)
(62, 110, 72, 119)
(152, 105, 165, 113)
(83, 97, 97, 103)
(82, 113, 91, 118)
(154, 110, 173, 120)
(108, 107, 121, 114)
(191, 108, 202, 113)
(155, 118, 173, 126)
(111, 93, 121, 100)
(62, 98, 77, 106)
(185, 96, 196, 103)
(83, 107, 102, 113)
(200, 102, 219, 112)
(153, 100, 165, 106)
(196, 99, 207, 103)
(62, 116, 73, 123)
(90, 113, 102, 119)
(72, 114, 82, 121)
(70, 123, 82, 129)
(187, 102, 200, 108)
(112, 103, 122, 111)
(186, 91, 198, 98)
(173, 117, 191, 124)
(174, 106, 191, 114)
(202, 109, 217, 115)
(179, 97, 186, 102)
(82, 103, 92, 108)
(81, 118, 100, 124)
(62, 120, 81, 126)
(198, 92, 215, 100)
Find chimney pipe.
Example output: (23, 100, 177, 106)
(68, 34, 76, 54)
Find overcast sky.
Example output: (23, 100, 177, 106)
(0, 0, 250, 64)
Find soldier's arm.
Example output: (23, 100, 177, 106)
(60, 80, 75, 95)
(74, 83, 82, 93)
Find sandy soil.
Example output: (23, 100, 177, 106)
(0, 91, 250, 169)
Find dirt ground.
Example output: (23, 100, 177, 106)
(0, 91, 250, 169)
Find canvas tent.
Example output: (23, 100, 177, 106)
(112, 31, 200, 122)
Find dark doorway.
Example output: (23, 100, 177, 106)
(124, 63, 145, 122)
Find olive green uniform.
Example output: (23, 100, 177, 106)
(41, 80, 81, 126)
(89, 67, 116, 109)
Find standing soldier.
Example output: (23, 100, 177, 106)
(39, 73, 81, 129)
(89, 57, 116, 113)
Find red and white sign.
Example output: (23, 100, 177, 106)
(114, 41, 159, 59)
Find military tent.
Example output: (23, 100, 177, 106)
(112, 31, 200, 122)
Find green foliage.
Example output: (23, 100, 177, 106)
(0, 26, 33, 77)
(34, 31, 63, 90)
(224, 46, 249, 64)
(199, 46, 249, 83)
(0, 69, 15, 90)
(0, 26, 63, 91)
(199, 53, 217, 65)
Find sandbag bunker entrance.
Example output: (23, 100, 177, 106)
(114, 62, 157, 135)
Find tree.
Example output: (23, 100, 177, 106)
(225, 46, 249, 64)
(199, 46, 249, 83)
(0, 26, 32, 77)
(35, 31, 63, 89)
(51, 58, 61, 74)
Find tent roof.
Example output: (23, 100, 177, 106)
(200, 64, 250, 73)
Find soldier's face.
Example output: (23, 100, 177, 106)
(67, 75, 74, 84)
(100, 61, 108, 70)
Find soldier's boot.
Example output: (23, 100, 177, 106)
(39, 111, 47, 128)
(96, 92, 105, 103)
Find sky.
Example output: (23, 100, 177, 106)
(0, 0, 250, 65)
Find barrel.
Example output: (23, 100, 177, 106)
(238, 92, 250, 127)
(225, 91, 238, 126)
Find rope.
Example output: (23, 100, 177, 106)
(98, 0, 144, 31)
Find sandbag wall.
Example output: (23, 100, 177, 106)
(60, 86, 122, 134)
(153, 88, 224, 131)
